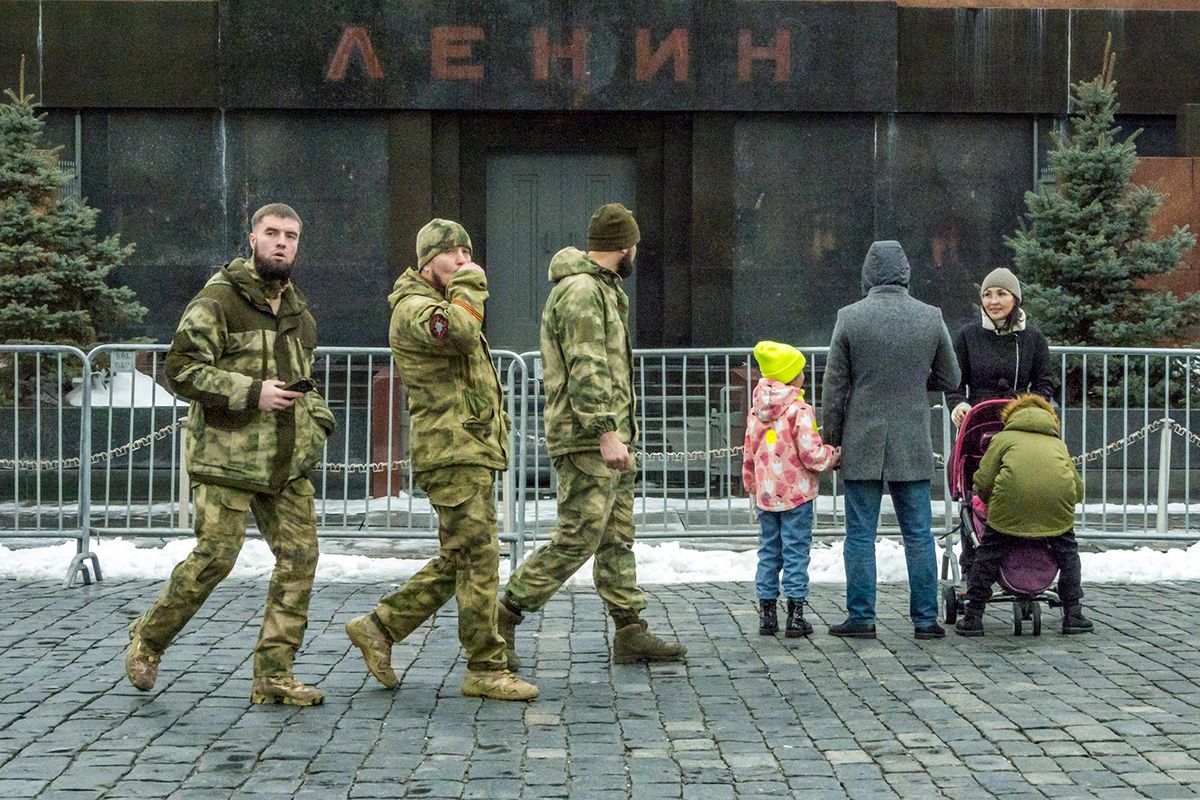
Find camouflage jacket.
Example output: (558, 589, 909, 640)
(165, 258, 335, 493)
(540, 247, 637, 457)
(388, 267, 508, 473)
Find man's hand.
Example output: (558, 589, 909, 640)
(259, 379, 304, 411)
(458, 262, 485, 275)
(599, 431, 633, 471)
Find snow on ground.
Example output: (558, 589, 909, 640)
(3, 536, 1199, 585)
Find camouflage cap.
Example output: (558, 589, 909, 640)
(417, 219, 473, 268)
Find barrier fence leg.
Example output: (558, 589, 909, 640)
(1156, 419, 1172, 536)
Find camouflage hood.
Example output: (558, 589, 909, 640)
(548, 247, 614, 284)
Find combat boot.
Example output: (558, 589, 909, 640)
(1062, 604, 1095, 635)
(460, 669, 539, 701)
(250, 675, 325, 706)
(124, 619, 161, 692)
(758, 599, 778, 636)
(785, 599, 814, 638)
(612, 620, 687, 664)
(955, 607, 984, 637)
(497, 599, 523, 672)
(345, 612, 397, 688)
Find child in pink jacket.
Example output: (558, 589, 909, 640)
(743, 341, 839, 638)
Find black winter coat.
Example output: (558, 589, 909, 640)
(946, 316, 1054, 408)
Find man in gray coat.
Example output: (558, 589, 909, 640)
(821, 241, 961, 640)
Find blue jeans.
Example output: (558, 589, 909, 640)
(842, 480, 938, 626)
(755, 501, 815, 601)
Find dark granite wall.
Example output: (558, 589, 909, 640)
(6, 2, 1198, 348)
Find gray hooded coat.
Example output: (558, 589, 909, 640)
(820, 241, 960, 482)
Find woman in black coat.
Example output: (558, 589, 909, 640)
(948, 267, 1055, 428)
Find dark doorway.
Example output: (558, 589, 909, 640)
(484, 153, 637, 352)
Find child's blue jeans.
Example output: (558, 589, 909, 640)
(755, 501, 815, 600)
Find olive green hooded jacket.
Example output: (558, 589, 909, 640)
(165, 258, 335, 493)
(973, 396, 1084, 537)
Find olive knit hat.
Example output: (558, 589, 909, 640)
(587, 203, 640, 252)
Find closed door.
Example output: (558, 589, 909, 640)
(485, 153, 637, 352)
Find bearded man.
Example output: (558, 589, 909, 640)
(124, 203, 335, 706)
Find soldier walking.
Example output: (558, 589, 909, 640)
(499, 203, 686, 668)
(344, 220, 538, 701)
(124, 203, 335, 706)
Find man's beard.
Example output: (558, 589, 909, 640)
(253, 246, 295, 281)
(617, 249, 635, 279)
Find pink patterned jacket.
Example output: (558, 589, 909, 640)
(742, 378, 838, 512)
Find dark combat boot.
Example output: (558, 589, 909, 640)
(785, 599, 814, 638)
(954, 607, 984, 637)
(758, 600, 778, 636)
(1062, 604, 1094, 635)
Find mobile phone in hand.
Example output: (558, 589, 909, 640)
(282, 377, 317, 393)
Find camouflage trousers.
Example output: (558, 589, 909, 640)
(505, 451, 646, 621)
(137, 479, 319, 678)
(372, 466, 507, 672)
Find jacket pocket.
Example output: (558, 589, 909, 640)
(568, 451, 615, 479)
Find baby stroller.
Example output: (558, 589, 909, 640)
(940, 398, 1060, 635)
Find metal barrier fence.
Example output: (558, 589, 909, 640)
(2, 343, 1198, 588)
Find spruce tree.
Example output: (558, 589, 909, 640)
(0, 58, 145, 351)
(1007, 38, 1198, 353)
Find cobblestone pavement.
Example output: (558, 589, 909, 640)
(1, 579, 1199, 799)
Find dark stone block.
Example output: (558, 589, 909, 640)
(898, 8, 1069, 114)
(40, 1, 218, 107)
(1071, 11, 1200, 115)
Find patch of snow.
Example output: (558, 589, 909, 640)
(67, 370, 186, 408)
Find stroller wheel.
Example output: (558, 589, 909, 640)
(942, 585, 958, 625)
(1032, 602, 1042, 636)
(1012, 602, 1023, 636)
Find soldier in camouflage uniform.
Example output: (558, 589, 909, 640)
(344, 219, 538, 702)
(500, 203, 686, 668)
(124, 203, 335, 706)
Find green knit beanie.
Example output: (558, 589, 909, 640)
(586, 203, 640, 252)
(416, 219, 472, 268)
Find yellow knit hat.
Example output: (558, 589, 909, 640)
(753, 341, 806, 384)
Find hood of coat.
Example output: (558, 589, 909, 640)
(1003, 394, 1060, 437)
(219, 257, 306, 317)
(548, 246, 616, 284)
(860, 240, 911, 295)
(751, 378, 802, 422)
(387, 267, 442, 310)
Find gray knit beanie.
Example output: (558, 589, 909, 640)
(980, 267, 1022, 302)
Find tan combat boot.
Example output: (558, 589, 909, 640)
(460, 669, 539, 701)
(345, 613, 397, 688)
(497, 601, 523, 672)
(250, 676, 325, 706)
(124, 619, 161, 692)
(612, 620, 687, 664)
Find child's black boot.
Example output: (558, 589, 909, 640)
(1062, 604, 1094, 634)
(954, 607, 984, 637)
(758, 600, 778, 635)
(785, 599, 814, 638)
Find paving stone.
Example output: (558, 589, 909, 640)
(0, 581, 1198, 798)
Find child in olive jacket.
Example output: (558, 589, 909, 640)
(956, 394, 1094, 636)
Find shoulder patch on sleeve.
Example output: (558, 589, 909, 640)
(429, 312, 449, 340)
